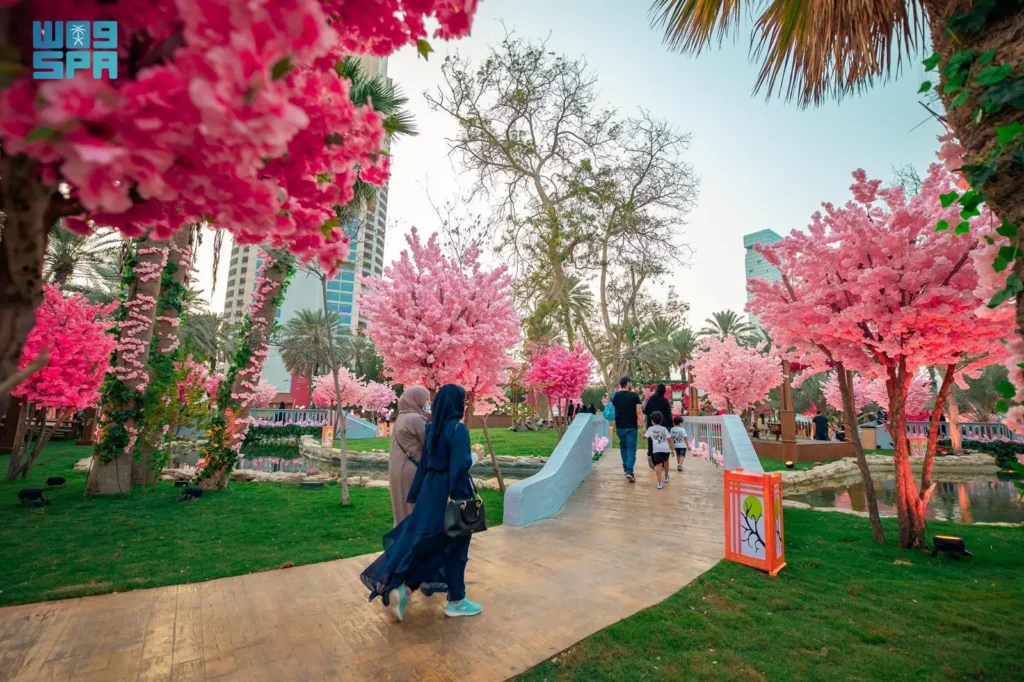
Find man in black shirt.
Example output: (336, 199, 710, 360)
(611, 376, 644, 482)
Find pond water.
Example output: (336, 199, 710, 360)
(787, 475, 1024, 524)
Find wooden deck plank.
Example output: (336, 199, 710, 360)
(0, 452, 724, 681)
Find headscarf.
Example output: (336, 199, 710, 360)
(425, 383, 466, 462)
(397, 385, 429, 419)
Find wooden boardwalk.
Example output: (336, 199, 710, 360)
(0, 453, 724, 681)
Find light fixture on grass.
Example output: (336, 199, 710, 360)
(784, 461, 795, 469)
(932, 535, 973, 558)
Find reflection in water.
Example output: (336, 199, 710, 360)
(788, 476, 1024, 524)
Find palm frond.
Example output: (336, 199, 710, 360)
(650, 0, 928, 106)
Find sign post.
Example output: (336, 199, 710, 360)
(724, 469, 786, 577)
(321, 424, 334, 447)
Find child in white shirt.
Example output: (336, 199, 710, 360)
(644, 411, 672, 489)
(670, 416, 689, 471)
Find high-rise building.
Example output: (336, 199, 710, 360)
(221, 56, 391, 397)
(743, 229, 783, 327)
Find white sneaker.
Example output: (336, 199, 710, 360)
(657, 482, 664, 489)
(664, 473, 670, 481)
(677, 464, 684, 471)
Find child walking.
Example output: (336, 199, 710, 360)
(670, 416, 689, 471)
(644, 411, 672, 489)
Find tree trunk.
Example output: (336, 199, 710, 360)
(837, 366, 885, 544)
(887, 366, 927, 549)
(922, 364, 957, 508)
(87, 237, 170, 496)
(319, 275, 349, 506)
(476, 410, 506, 492)
(200, 255, 291, 491)
(927, 2, 1024, 372)
(0, 155, 52, 420)
(6, 403, 42, 482)
(135, 228, 194, 487)
(947, 389, 963, 454)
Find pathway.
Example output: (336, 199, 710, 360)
(0, 452, 725, 681)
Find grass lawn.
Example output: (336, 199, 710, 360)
(518, 509, 1024, 682)
(349, 427, 561, 457)
(0, 442, 503, 607)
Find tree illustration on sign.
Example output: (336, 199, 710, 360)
(741, 495, 766, 553)
(774, 497, 782, 553)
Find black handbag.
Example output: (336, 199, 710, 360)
(444, 475, 487, 538)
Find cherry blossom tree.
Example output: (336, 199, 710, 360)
(524, 342, 594, 435)
(748, 162, 1011, 549)
(823, 372, 932, 416)
(8, 285, 115, 480)
(0, 0, 480, 418)
(360, 381, 397, 415)
(246, 379, 279, 410)
(361, 228, 520, 487)
(312, 367, 365, 409)
(689, 337, 780, 413)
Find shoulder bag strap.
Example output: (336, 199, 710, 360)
(396, 439, 419, 467)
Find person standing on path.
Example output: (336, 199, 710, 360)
(611, 376, 644, 483)
(643, 384, 674, 480)
(361, 384, 484, 621)
(388, 385, 429, 526)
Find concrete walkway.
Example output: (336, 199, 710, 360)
(0, 452, 724, 681)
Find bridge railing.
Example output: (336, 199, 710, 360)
(905, 420, 1024, 441)
(250, 408, 333, 424)
(683, 415, 763, 473)
(504, 413, 608, 527)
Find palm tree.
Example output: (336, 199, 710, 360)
(625, 316, 680, 380)
(179, 312, 237, 369)
(341, 333, 384, 383)
(44, 223, 124, 288)
(557, 275, 594, 346)
(649, 0, 1024, 352)
(698, 310, 756, 342)
(273, 309, 344, 388)
(334, 57, 417, 226)
(671, 327, 698, 380)
(955, 364, 1009, 422)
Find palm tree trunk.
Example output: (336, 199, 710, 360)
(837, 366, 885, 544)
(200, 255, 291, 491)
(927, 2, 1024, 372)
(0, 155, 52, 421)
(87, 237, 170, 496)
(135, 228, 194, 487)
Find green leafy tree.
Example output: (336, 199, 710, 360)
(273, 308, 343, 391)
(698, 309, 757, 343)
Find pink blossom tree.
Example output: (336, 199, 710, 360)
(361, 228, 520, 487)
(8, 285, 115, 481)
(312, 368, 366, 409)
(524, 342, 594, 435)
(246, 379, 279, 410)
(360, 381, 397, 415)
(689, 337, 781, 414)
(0, 0, 480, 419)
(748, 162, 1011, 549)
(823, 372, 932, 416)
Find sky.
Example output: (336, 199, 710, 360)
(193, 0, 944, 329)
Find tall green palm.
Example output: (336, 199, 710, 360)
(627, 316, 680, 380)
(954, 364, 1009, 422)
(335, 57, 417, 226)
(557, 275, 594, 346)
(671, 327, 698, 380)
(698, 309, 756, 342)
(44, 223, 124, 288)
(274, 309, 344, 386)
(341, 333, 384, 383)
(179, 312, 237, 368)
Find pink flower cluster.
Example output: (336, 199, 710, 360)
(361, 228, 520, 406)
(0, 0, 479, 270)
(690, 337, 781, 413)
(250, 418, 327, 427)
(690, 442, 724, 467)
(13, 284, 117, 411)
(592, 435, 609, 456)
(245, 379, 279, 410)
(311, 366, 368, 409)
(822, 371, 931, 415)
(524, 342, 594, 415)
